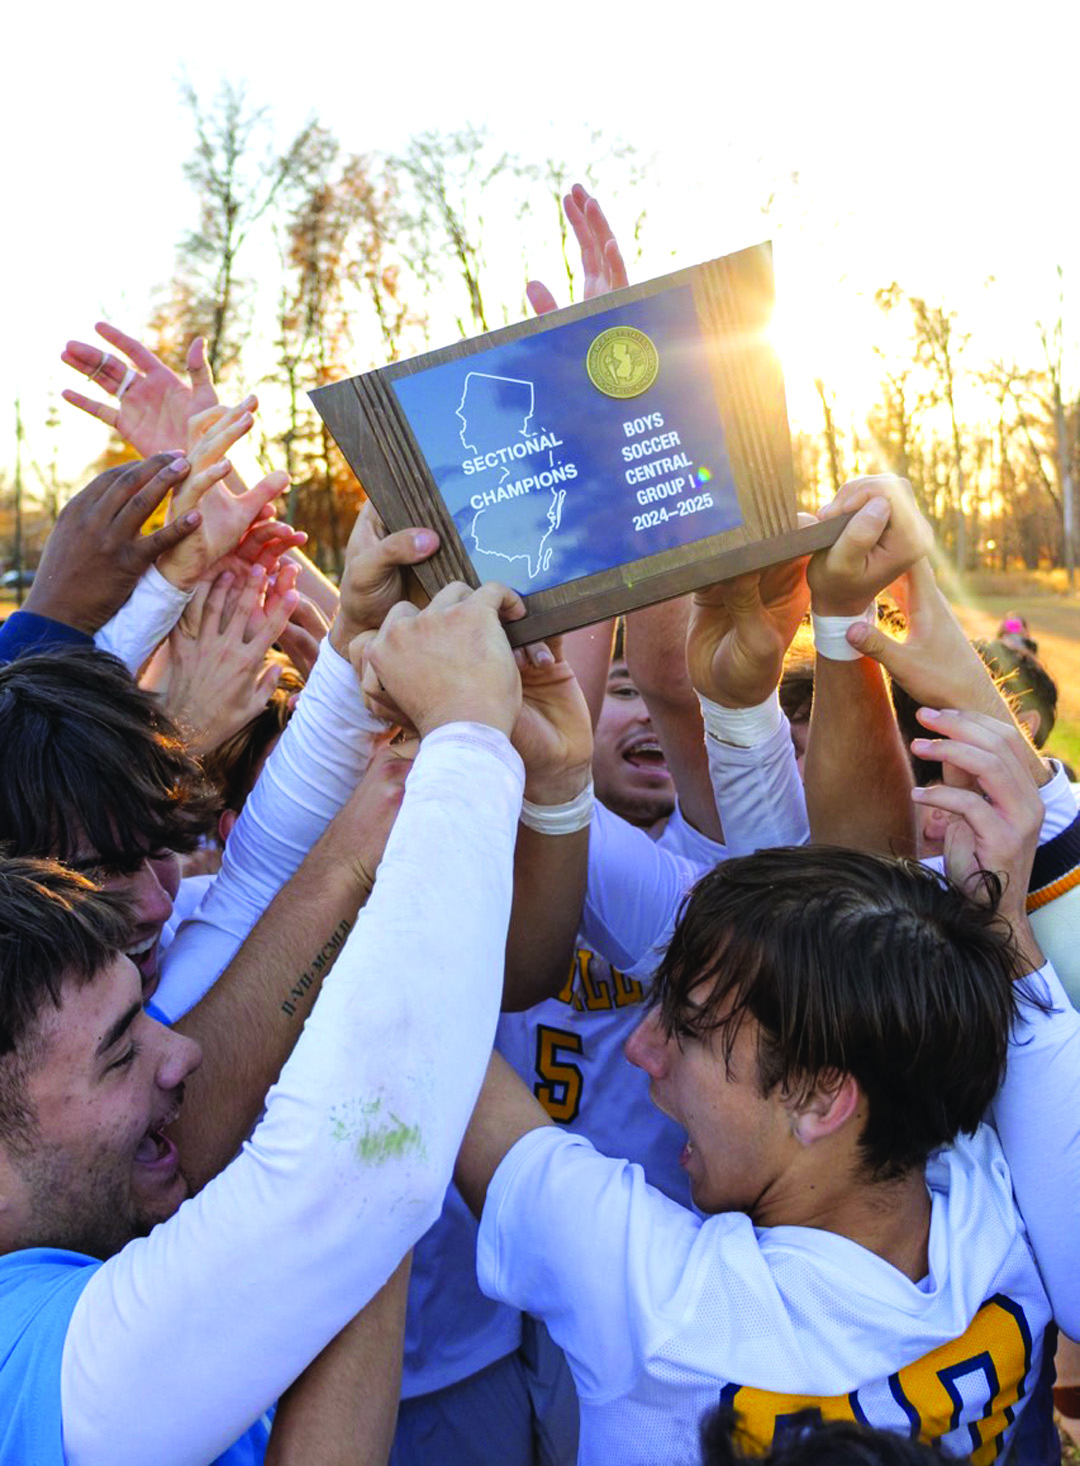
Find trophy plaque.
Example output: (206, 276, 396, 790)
(311, 242, 842, 646)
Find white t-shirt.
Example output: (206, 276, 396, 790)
(478, 1124, 1050, 1466)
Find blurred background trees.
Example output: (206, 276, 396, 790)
(6, 81, 1076, 585)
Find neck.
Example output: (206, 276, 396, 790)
(766, 1167, 931, 1282)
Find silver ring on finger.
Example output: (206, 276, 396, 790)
(116, 366, 137, 399)
(88, 351, 110, 385)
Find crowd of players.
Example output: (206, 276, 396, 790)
(0, 188, 1077, 1466)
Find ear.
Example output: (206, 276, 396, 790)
(1016, 708, 1042, 745)
(218, 808, 238, 846)
(788, 1071, 860, 1147)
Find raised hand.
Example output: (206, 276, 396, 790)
(351, 582, 525, 739)
(910, 709, 1044, 954)
(846, 559, 1050, 789)
(510, 638, 594, 800)
(687, 555, 810, 708)
(22, 455, 202, 634)
(809, 475, 934, 615)
(62, 324, 220, 457)
(329, 503, 439, 655)
(526, 183, 629, 317)
(153, 396, 289, 592)
(156, 563, 300, 757)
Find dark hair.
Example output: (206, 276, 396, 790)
(778, 630, 815, 727)
(973, 638, 1057, 748)
(0, 856, 132, 1150)
(653, 847, 1024, 1180)
(0, 855, 133, 1056)
(201, 661, 303, 815)
(700, 1407, 957, 1464)
(0, 648, 217, 873)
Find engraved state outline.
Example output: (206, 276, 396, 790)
(455, 370, 567, 583)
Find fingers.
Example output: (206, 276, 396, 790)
(526, 280, 559, 317)
(912, 707, 1034, 789)
(251, 582, 300, 656)
(142, 508, 203, 562)
(190, 396, 256, 465)
(834, 496, 891, 556)
(243, 470, 291, 522)
(845, 614, 904, 667)
(255, 660, 284, 700)
(564, 187, 598, 281)
(373, 525, 440, 568)
(200, 570, 235, 637)
(472, 580, 527, 623)
(61, 387, 119, 430)
(819, 475, 909, 520)
(107, 452, 189, 526)
(95, 321, 160, 373)
(175, 458, 233, 513)
(186, 336, 216, 393)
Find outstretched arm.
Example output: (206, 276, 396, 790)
(804, 476, 930, 854)
(913, 710, 1079, 1335)
(62, 585, 528, 1466)
(456, 1052, 555, 1218)
(265, 1258, 411, 1466)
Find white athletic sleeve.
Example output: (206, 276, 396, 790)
(704, 716, 809, 856)
(1034, 760, 1079, 841)
(477, 1126, 727, 1401)
(582, 803, 707, 980)
(155, 637, 391, 1020)
(989, 959, 1080, 1338)
(61, 722, 524, 1466)
(93, 567, 193, 674)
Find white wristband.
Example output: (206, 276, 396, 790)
(520, 780, 594, 835)
(811, 604, 876, 662)
(697, 689, 783, 748)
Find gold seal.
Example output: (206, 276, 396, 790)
(586, 325, 660, 399)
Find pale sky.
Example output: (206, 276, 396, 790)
(3, 0, 1078, 486)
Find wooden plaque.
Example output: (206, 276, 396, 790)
(311, 242, 842, 646)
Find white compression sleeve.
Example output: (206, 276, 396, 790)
(94, 567, 193, 674)
(61, 724, 524, 1466)
(989, 959, 1080, 1338)
(704, 712, 810, 856)
(157, 637, 390, 1020)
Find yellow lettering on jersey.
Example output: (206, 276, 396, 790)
(721, 1295, 1032, 1461)
(720, 1388, 858, 1452)
(889, 1296, 1031, 1464)
(555, 954, 580, 1009)
(534, 1025, 584, 1123)
(578, 949, 614, 1011)
(612, 965, 645, 1007)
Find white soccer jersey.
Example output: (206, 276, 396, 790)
(478, 1125, 1050, 1466)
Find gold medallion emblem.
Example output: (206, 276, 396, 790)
(586, 326, 660, 399)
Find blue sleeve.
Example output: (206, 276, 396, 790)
(0, 1249, 98, 1466)
(0, 612, 93, 664)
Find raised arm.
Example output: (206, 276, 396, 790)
(264, 1258, 411, 1466)
(4, 456, 202, 658)
(166, 743, 409, 1191)
(684, 556, 811, 852)
(911, 709, 1080, 1335)
(62, 583, 528, 1466)
(804, 476, 930, 854)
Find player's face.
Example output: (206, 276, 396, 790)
(625, 989, 795, 1218)
(592, 662, 676, 830)
(1, 955, 202, 1258)
(72, 849, 181, 1001)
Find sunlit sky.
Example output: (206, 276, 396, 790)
(3, 0, 1078, 488)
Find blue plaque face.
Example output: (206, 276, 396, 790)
(391, 287, 743, 595)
